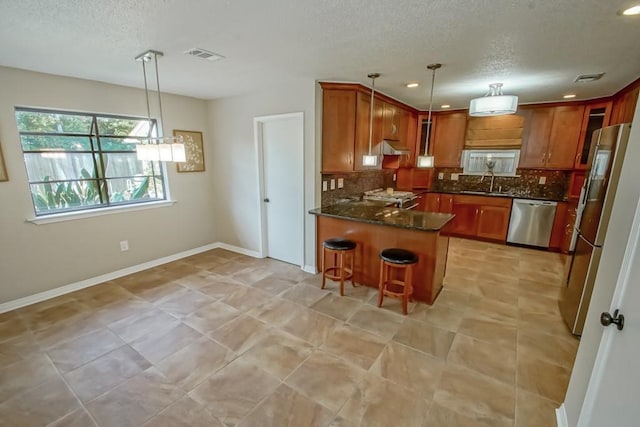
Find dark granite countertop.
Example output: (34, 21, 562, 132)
(309, 201, 454, 232)
(417, 189, 566, 202)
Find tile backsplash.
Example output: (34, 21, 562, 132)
(433, 168, 570, 200)
(321, 170, 396, 206)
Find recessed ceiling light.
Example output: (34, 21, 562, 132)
(441, 104, 451, 108)
(406, 82, 420, 88)
(620, 5, 640, 15)
(563, 94, 577, 99)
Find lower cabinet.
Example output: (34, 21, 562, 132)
(450, 195, 512, 242)
(419, 193, 511, 242)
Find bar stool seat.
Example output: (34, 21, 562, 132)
(321, 238, 356, 296)
(378, 248, 417, 315)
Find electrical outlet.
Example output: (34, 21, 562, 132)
(393, 174, 397, 182)
(451, 173, 459, 181)
(330, 179, 336, 190)
(120, 240, 129, 251)
(337, 178, 344, 189)
(539, 176, 547, 185)
(438, 172, 444, 180)
(322, 181, 328, 192)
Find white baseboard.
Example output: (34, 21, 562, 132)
(556, 404, 568, 427)
(303, 265, 317, 274)
(0, 241, 262, 314)
(215, 242, 264, 259)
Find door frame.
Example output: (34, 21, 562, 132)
(253, 112, 305, 267)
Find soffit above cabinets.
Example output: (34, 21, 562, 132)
(464, 115, 525, 149)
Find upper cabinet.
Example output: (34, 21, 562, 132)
(432, 112, 467, 167)
(321, 84, 384, 172)
(320, 83, 417, 173)
(574, 102, 612, 170)
(611, 84, 639, 125)
(519, 105, 585, 169)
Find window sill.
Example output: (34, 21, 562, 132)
(27, 200, 177, 225)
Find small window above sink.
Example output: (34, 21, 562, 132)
(461, 150, 520, 176)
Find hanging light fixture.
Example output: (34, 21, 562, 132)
(133, 50, 186, 162)
(469, 83, 518, 117)
(416, 63, 441, 168)
(362, 72, 380, 167)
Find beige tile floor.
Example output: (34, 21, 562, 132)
(0, 237, 579, 426)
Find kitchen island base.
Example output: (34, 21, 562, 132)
(315, 216, 449, 304)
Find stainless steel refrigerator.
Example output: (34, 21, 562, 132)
(559, 123, 632, 336)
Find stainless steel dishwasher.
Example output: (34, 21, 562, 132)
(507, 199, 558, 248)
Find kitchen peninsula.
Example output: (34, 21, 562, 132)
(310, 202, 454, 304)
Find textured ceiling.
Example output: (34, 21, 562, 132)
(1, 0, 639, 110)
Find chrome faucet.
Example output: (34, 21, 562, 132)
(480, 170, 496, 192)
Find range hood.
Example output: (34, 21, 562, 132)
(381, 139, 410, 156)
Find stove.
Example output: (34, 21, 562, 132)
(363, 189, 419, 209)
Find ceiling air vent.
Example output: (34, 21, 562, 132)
(574, 73, 605, 83)
(184, 48, 225, 61)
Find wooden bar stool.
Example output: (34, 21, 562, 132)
(321, 238, 356, 296)
(377, 248, 418, 315)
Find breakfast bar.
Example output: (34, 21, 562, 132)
(310, 202, 454, 304)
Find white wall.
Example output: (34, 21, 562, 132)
(0, 67, 216, 304)
(563, 98, 640, 425)
(207, 78, 318, 269)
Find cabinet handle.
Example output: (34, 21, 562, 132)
(575, 152, 580, 163)
(541, 153, 546, 164)
(547, 151, 552, 162)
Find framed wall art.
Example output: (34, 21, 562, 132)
(0, 143, 8, 182)
(174, 130, 205, 173)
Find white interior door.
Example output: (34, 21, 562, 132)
(579, 198, 640, 426)
(256, 113, 304, 266)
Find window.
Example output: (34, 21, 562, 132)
(15, 108, 167, 216)
(461, 149, 520, 176)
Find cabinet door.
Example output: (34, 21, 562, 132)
(549, 201, 568, 250)
(432, 112, 467, 167)
(450, 202, 479, 237)
(611, 86, 639, 125)
(519, 107, 553, 168)
(322, 89, 356, 172)
(354, 93, 383, 171)
(398, 109, 417, 167)
(440, 194, 454, 213)
(424, 193, 441, 212)
(574, 102, 611, 170)
(546, 105, 585, 169)
(382, 102, 399, 140)
(476, 206, 511, 241)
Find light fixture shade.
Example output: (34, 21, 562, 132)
(136, 144, 160, 161)
(469, 95, 518, 116)
(416, 155, 435, 168)
(172, 143, 186, 162)
(362, 154, 378, 167)
(158, 144, 173, 162)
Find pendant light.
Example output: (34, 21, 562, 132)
(416, 63, 441, 168)
(469, 83, 518, 117)
(362, 73, 380, 167)
(134, 50, 186, 163)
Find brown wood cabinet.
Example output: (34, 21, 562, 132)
(611, 84, 639, 125)
(321, 83, 418, 172)
(519, 105, 585, 169)
(448, 195, 512, 242)
(574, 102, 612, 170)
(321, 89, 357, 172)
(549, 200, 578, 253)
(432, 112, 467, 167)
(421, 193, 454, 213)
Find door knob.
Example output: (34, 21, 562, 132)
(263, 198, 270, 203)
(600, 309, 624, 331)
